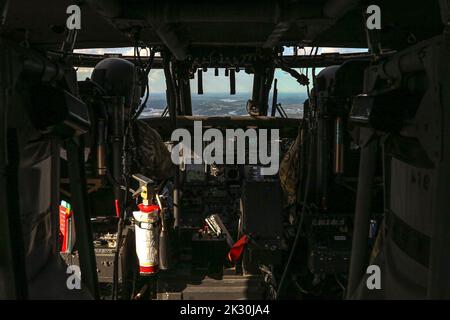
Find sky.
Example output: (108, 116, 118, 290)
(75, 47, 367, 95)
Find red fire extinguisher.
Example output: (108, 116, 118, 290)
(132, 175, 160, 276)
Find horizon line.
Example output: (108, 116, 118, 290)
(148, 91, 308, 95)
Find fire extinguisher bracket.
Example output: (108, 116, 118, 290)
(135, 220, 158, 230)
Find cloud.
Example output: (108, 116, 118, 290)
(189, 69, 253, 94)
(76, 67, 93, 81)
(74, 46, 366, 93)
(74, 47, 138, 56)
(148, 69, 166, 92)
(320, 47, 368, 54)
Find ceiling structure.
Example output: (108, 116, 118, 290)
(1, 0, 445, 58)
